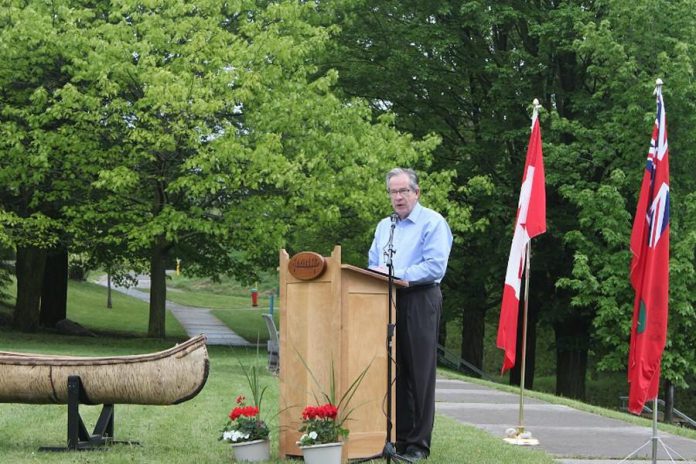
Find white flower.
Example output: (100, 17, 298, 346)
(224, 430, 250, 443)
(308, 431, 318, 440)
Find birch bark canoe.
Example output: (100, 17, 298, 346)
(0, 335, 208, 405)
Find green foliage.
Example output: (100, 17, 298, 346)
(2, 0, 440, 337)
(322, 0, 696, 399)
(3, 0, 696, 398)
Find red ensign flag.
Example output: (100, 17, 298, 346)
(497, 104, 546, 373)
(627, 81, 670, 414)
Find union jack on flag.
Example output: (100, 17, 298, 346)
(627, 79, 670, 415)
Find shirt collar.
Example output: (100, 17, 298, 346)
(403, 202, 423, 223)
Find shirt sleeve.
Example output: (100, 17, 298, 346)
(368, 231, 381, 268)
(368, 219, 387, 268)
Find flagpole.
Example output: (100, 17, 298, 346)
(504, 99, 542, 446)
(517, 241, 531, 436)
(646, 79, 665, 464)
(651, 397, 658, 464)
(620, 79, 683, 464)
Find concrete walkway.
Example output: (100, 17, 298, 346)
(95, 276, 252, 346)
(435, 378, 696, 463)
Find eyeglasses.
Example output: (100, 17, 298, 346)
(387, 188, 412, 198)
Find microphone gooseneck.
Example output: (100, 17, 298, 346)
(384, 213, 397, 267)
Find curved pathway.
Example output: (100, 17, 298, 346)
(95, 276, 252, 346)
(435, 378, 696, 463)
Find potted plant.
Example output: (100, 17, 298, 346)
(297, 403, 347, 464)
(220, 363, 270, 462)
(296, 359, 371, 464)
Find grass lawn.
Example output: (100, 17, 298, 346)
(0, 332, 556, 464)
(0, 276, 557, 463)
(68, 281, 187, 338)
(4, 274, 691, 462)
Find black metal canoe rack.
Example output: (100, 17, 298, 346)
(40, 375, 138, 451)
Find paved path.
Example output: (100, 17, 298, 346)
(435, 378, 696, 463)
(95, 276, 252, 346)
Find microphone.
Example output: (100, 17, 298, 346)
(384, 213, 398, 266)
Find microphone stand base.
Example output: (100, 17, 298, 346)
(351, 443, 414, 463)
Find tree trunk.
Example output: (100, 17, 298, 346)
(107, 273, 113, 309)
(663, 379, 674, 424)
(554, 318, 590, 399)
(40, 247, 68, 327)
(14, 246, 47, 332)
(459, 305, 485, 373)
(148, 244, 167, 338)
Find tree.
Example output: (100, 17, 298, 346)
(52, 0, 441, 338)
(566, 0, 696, 394)
(0, 2, 102, 331)
(320, 0, 563, 388)
(320, 0, 696, 400)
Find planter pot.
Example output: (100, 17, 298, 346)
(230, 439, 270, 462)
(299, 441, 343, 464)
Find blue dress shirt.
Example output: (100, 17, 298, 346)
(368, 202, 453, 284)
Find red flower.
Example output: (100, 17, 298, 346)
(236, 395, 245, 405)
(301, 403, 338, 421)
(229, 405, 259, 421)
(321, 403, 338, 419)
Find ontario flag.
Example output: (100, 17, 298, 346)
(497, 103, 546, 373)
(627, 80, 670, 415)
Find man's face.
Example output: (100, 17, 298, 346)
(388, 173, 420, 219)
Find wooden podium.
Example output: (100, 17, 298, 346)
(278, 246, 406, 460)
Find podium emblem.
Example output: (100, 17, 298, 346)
(288, 252, 326, 280)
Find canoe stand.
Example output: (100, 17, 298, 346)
(40, 375, 138, 451)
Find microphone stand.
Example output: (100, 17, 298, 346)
(356, 215, 411, 463)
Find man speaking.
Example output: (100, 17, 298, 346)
(368, 167, 453, 461)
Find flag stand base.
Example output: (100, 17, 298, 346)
(503, 427, 539, 446)
(618, 437, 682, 463)
(503, 437, 540, 446)
(619, 398, 684, 464)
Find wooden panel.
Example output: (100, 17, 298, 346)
(278, 246, 396, 461)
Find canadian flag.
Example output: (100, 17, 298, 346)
(497, 105, 546, 373)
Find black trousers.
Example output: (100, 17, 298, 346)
(395, 284, 442, 454)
